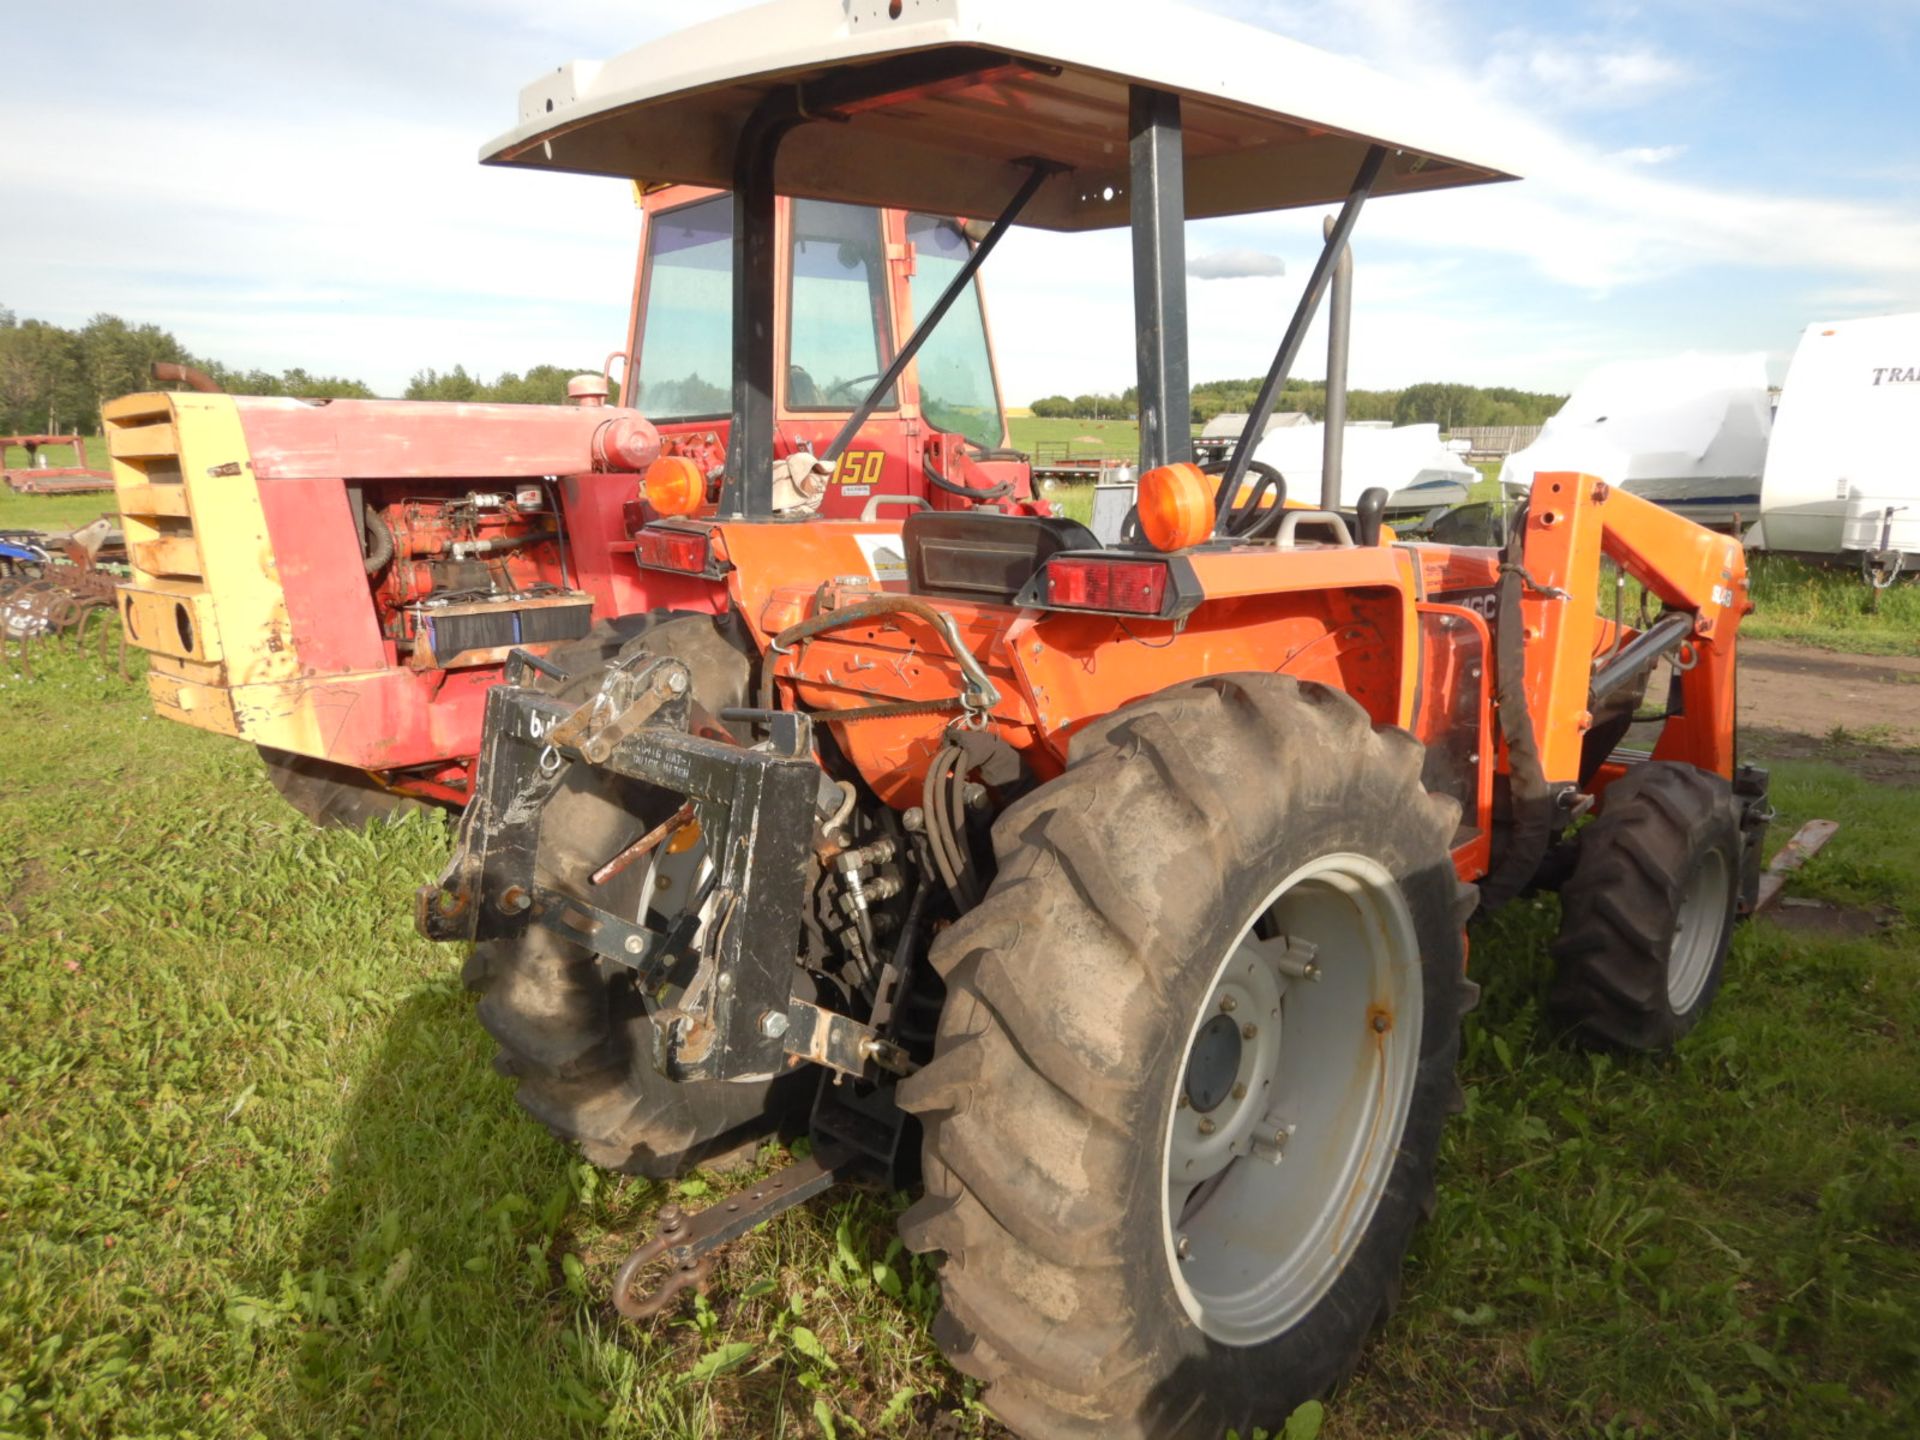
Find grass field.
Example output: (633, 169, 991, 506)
(1006, 415, 1147, 459)
(3, 631, 1917, 1437)
(1745, 555, 1920, 655)
(1, 438, 108, 472)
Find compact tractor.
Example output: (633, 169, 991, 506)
(105, 189, 1039, 825)
(144, 0, 1774, 1434)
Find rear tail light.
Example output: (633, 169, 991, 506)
(1043, 557, 1170, 615)
(635, 525, 722, 576)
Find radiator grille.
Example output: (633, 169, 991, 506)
(418, 594, 592, 664)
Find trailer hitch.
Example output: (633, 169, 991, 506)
(612, 1143, 863, 1319)
(610, 1069, 909, 1320)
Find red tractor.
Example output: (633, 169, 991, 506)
(106, 186, 1040, 824)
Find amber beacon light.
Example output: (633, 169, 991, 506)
(644, 455, 706, 517)
(1136, 461, 1216, 551)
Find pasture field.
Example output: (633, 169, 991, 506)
(1, 439, 108, 473)
(1006, 415, 1146, 458)
(0, 490, 114, 535)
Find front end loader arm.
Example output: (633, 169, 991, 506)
(1514, 471, 1748, 784)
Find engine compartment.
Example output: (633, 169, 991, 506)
(361, 484, 594, 670)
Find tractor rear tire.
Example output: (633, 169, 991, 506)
(258, 748, 432, 829)
(1549, 761, 1741, 1051)
(462, 613, 802, 1177)
(896, 674, 1474, 1439)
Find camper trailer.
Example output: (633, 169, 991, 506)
(1750, 313, 1919, 577)
(1500, 353, 1772, 531)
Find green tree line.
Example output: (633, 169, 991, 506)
(0, 307, 376, 434)
(1031, 377, 1565, 430)
(401, 365, 588, 406)
(0, 305, 590, 435)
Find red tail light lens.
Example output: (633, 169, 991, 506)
(1043, 558, 1169, 615)
(636, 526, 716, 574)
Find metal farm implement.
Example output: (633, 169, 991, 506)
(2, 521, 127, 677)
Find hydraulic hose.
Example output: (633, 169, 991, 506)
(362, 508, 395, 576)
(758, 595, 1001, 716)
(1478, 511, 1555, 911)
(923, 451, 1013, 503)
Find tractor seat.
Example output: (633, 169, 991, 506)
(903, 510, 1103, 605)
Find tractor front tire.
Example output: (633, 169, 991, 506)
(1549, 760, 1742, 1051)
(258, 748, 431, 829)
(897, 674, 1474, 1439)
(463, 613, 801, 1176)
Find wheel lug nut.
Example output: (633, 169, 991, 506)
(1176, 1234, 1192, 1260)
(1231, 1082, 1247, 1100)
(1197, 1117, 1216, 1135)
(1177, 1094, 1190, 1110)
(1219, 995, 1237, 1013)
(1242, 1023, 1257, 1040)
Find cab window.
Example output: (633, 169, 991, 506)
(906, 213, 1005, 451)
(787, 199, 896, 412)
(631, 195, 732, 419)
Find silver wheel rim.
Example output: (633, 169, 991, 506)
(1161, 854, 1424, 1346)
(1667, 849, 1729, 1013)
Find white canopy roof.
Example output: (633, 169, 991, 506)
(486, 0, 1519, 230)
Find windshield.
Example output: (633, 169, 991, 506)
(906, 213, 1004, 451)
(787, 199, 896, 411)
(631, 194, 732, 419)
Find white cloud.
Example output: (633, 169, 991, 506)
(4, 0, 1918, 405)
(1188, 249, 1289, 280)
(1608, 144, 1688, 166)
(1246, 4, 1920, 297)
(1484, 39, 1692, 108)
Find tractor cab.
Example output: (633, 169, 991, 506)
(625, 185, 1027, 518)
(422, 5, 1764, 1436)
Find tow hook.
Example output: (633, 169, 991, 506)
(611, 1144, 860, 1319)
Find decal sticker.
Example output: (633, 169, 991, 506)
(853, 531, 908, 583)
(831, 450, 887, 486)
(1432, 586, 1500, 622)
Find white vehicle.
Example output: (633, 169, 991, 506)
(1750, 314, 1919, 577)
(1193, 410, 1310, 464)
(1253, 420, 1477, 512)
(1500, 353, 1772, 530)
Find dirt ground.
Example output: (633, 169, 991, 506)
(1737, 639, 1920, 783)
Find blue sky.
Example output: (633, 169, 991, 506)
(3, 0, 1916, 402)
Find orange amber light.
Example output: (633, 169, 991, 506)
(1136, 462, 1215, 551)
(644, 455, 705, 517)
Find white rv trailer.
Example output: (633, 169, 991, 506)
(1749, 313, 1920, 572)
(1499, 353, 1772, 530)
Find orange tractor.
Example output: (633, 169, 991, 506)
(176, 0, 1764, 1433)
(105, 187, 1039, 825)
